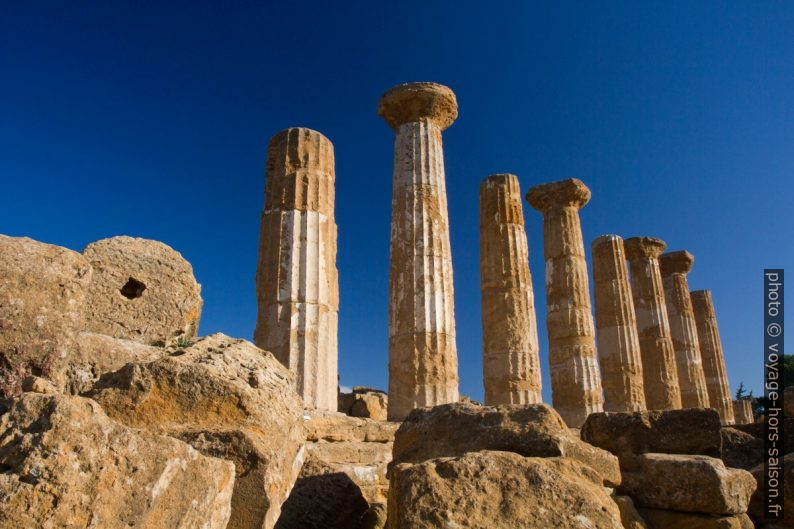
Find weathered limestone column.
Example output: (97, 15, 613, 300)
(624, 237, 682, 410)
(659, 251, 710, 409)
(691, 290, 735, 424)
(591, 235, 646, 412)
(254, 127, 339, 411)
(378, 82, 460, 421)
(733, 399, 754, 424)
(479, 174, 542, 405)
(526, 178, 603, 426)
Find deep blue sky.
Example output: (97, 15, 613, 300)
(2, 2, 791, 402)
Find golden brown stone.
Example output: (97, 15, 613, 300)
(479, 174, 542, 405)
(691, 290, 735, 424)
(659, 251, 710, 408)
(624, 237, 683, 410)
(526, 178, 603, 427)
(255, 127, 339, 411)
(592, 235, 646, 412)
(380, 83, 460, 420)
(733, 399, 754, 425)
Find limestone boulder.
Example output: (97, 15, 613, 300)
(59, 331, 164, 393)
(721, 427, 763, 470)
(0, 393, 234, 528)
(82, 236, 202, 346)
(0, 235, 92, 398)
(307, 410, 398, 443)
(277, 412, 395, 529)
(613, 496, 649, 529)
(339, 387, 388, 421)
(747, 453, 794, 526)
(581, 408, 722, 468)
(620, 453, 756, 514)
(731, 419, 794, 455)
(785, 386, 794, 417)
(638, 509, 754, 529)
(89, 333, 305, 529)
(387, 450, 624, 529)
(391, 402, 620, 486)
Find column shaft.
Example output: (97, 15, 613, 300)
(591, 235, 646, 411)
(380, 82, 460, 421)
(254, 127, 339, 411)
(527, 179, 603, 427)
(660, 251, 710, 408)
(624, 237, 682, 410)
(691, 290, 735, 424)
(479, 174, 542, 405)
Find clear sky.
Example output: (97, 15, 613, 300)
(2, 2, 792, 402)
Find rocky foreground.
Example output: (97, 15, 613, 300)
(1, 233, 791, 528)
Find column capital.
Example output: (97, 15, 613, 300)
(378, 82, 458, 131)
(525, 178, 591, 212)
(659, 250, 694, 276)
(624, 236, 667, 260)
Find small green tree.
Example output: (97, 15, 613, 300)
(735, 382, 753, 400)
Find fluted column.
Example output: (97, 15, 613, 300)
(254, 127, 339, 411)
(526, 178, 603, 427)
(691, 290, 735, 424)
(659, 251, 710, 408)
(733, 399, 754, 425)
(591, 235, 646, 411)
(379, 82, 460, 421)
(624, 237, 682, 410)
(479, 174, 542, 405)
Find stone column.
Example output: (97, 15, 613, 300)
(479, 174, 542, 405)
(378, 82, 460, 421)
(591, 235, 646, 412)
(659, 251, 710, 409)
(254, 127, 339, 411)
(733, 399, 754, 425)
(526, 178, 603, 426)
(624, 237, 682, 410)
(691, 290, 735, 424)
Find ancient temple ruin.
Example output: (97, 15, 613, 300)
(659, 250, 710, 409)
(254, 127, 339, 411)
(479, 173, 542, 405)
(624, 236, 683, 410)
(526, 178, 604, 427)
(378, 82, 461, 421)
(691, 290, 736, 424)
(591, 234, 646, 412)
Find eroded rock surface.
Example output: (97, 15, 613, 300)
(638, 509, 754, 529)
(391, 402, 620, 486)
(721, 427, 763, 470)
(82, 236, 202, 346)
(0, 235, 92, 398)
(339, 387, 388, 421)
(388, 451, 623, 529)
(277, 412, 396, 529)
(619, 453, 756, 515)
(0, 393, 234, 528)
(89, 333, 305, 529)
(581, 408, 722, 469)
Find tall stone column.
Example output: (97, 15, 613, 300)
(659, 251, 710, 409)
(378, 82, 460, 421)
(624, 237, 682, 410)
(526, 178, 603, 427)
(691, 290, 735, 424)
(733, 399, 754, 425)
(254, 127, 339, 411)
(591, 235, 646, 412)
(479, 173, 542, 405)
